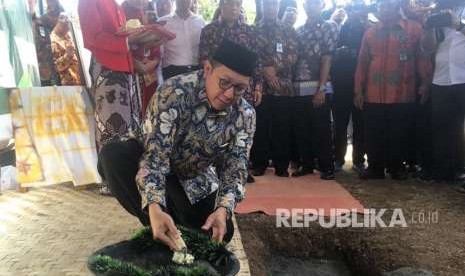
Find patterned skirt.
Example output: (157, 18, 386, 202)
(89, 58, 142, 152)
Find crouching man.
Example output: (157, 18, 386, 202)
(98, 39, 257, 251)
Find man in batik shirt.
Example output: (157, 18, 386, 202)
(98, 39, 256, 250)
(293, 0, 338, 180)
(354, 0, 431, 180)
(50, 14, 82, 85)
(251, 0, 298, 177)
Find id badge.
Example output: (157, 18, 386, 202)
(399, 51, 408, 62)
(276, 43, 283, 53)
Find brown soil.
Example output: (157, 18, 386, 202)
(237, 170, 465, 276)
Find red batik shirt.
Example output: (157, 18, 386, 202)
(354, 18, 431, 104)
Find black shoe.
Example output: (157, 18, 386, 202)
(292, 166, 314, 177)
(391, 170, 408, 181)
(407, 164, 418, 174)
(290, 161, 300, 171)
(359, 169, 385, 180)
(247, 174, 255, 183)
(275, 169, 289, 177)
(456, 167, 465, 175)
(321, 171, 335, 180)
(252, 168, 266, 176)
(457, 184, 465, 194)
(99, 184, 113, 196)
(419, 171, 433, 182)
(352, 163, 366, 173)
(455, 173, 465, 182)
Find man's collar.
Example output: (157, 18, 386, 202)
(377, 16, 406, 30)
(174, 10, 194, 20)
(305, 17, 325, 27)
(195, 92, 232, 118)
(257, 18, 280, 27)
(219, 17, 243, 28)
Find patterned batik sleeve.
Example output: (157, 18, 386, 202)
(215, 106, 256, 214)
(322, 21, 339, 56)
(135, 83, 182, 210)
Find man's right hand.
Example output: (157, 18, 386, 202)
(264, 67, 280, 90)
(354, 93, 364, 110)
(148, 203, 180, 251)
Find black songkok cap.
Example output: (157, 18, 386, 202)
(212, 39, 258, 77)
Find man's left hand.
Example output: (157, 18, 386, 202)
(254, 83, 263, 107)
(312, 91, 325, 108)
(418, 82, 430, 104)
(202, 207, 228, 243)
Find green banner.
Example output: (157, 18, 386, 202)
(0, 0, 40, 88)
(0, 88, 8, 115)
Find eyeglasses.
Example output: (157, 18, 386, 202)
(218, 77, 249, 96)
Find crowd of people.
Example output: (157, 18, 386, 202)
(32, 0, 465, 195)
(67, 0, 465, 248)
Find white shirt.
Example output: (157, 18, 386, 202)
(159, 13, 206, 67)
(433, 27, 465, 86)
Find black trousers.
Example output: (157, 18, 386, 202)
(431, 84, 465, 180)
(162, 65, 200, 81)
(364, 103, 413, 175)
(97, 140, 234, 243)
(250, 95, 292, 172)
(250, 95, 271, 171)
(292, 95, 334, 172)
(333, 91, 365, 165)
(289, 120, 300, 164)
(406, 99, 433, 171)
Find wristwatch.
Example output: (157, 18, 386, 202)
(318, 85, 326, 93)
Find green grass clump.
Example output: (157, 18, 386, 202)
(89, 226, 230, 275)
(89, 255, 151, 276)
(89, 254, 217, 276)
(130, 226, 224, 260)
(173, 265, 211, 276)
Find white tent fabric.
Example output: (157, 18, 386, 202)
(10, 86, 101, 187)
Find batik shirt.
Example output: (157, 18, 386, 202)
(199, 19, 256, 63)
(294, 19, 339, 83)
(135, 70, 256, 213)
(255, 20, 298, 97)
(51, 32, 82, 85)
(354, 18, 431, 104)
(199, 19, 260, 104)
